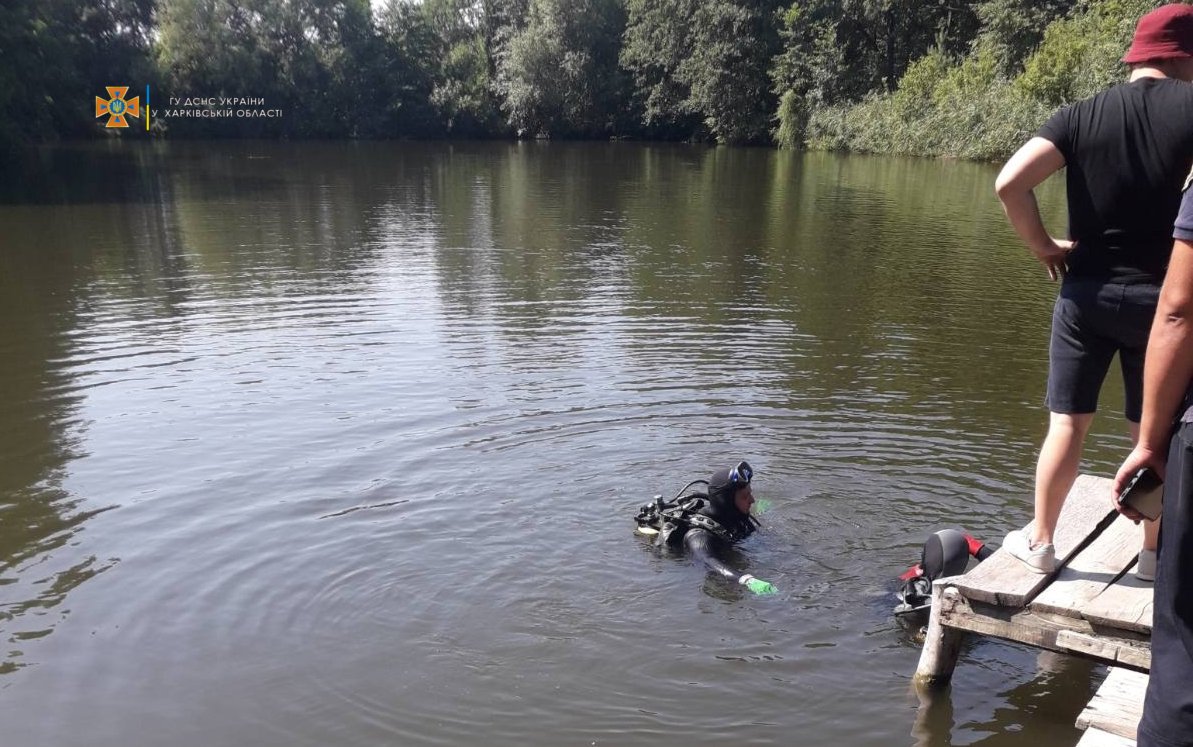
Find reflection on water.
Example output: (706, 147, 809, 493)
(912, 651, 1101, 747)
(0, 141, 1127, 746)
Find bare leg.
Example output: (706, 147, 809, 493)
(1032, 411, 1095, 546)
(1128, 419, 1161, 552)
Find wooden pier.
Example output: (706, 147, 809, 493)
(915, 474, 1154, 745)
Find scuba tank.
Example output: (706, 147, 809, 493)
(635, 479, 756, 547)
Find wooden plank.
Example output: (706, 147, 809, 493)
(1075, 667, 1147, 740)
(936, 584, 1092, 653)
(1056, 630, 1151, 671)
(1081, 574, 1154, 635)
(1076, 727, 1136, 747)
(1032, 513, 1140, 619)
(935, 585, 1150, 665)
(954, 474, 1117, 607)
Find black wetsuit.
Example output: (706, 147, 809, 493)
(684, 526, 748, 580)
(669, 491, 757, 580)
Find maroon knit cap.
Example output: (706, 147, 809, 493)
(1122, 4, 1193, 64)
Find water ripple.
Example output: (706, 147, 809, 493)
(0, 143, 1095, 747)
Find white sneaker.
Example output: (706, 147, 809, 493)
(1003, 529, 1057, 574)
(1136, 549, 1157, 583)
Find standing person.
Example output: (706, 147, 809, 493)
(1112, 182, 1193, 747)
(994, 3, 1193, 577)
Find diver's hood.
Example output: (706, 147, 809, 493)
(702, 467, 751, 529)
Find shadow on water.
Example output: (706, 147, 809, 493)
(0, 141, 285, 206)
(912, 651, 1102, 747)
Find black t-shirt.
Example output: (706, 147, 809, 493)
(1038, 77, 1193, 283)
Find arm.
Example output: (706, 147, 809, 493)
(684, 528, 776, 594)
(994, 137, 1073, 282)
(1113, 239, 1193, 511)
(684, 528, 739, 580)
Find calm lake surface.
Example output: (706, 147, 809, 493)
(0, 141, 1137, 746)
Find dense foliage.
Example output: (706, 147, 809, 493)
(0, 0, 1167, 159)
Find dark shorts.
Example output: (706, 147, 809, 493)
(1138, 422, 1193, 747)
(1047, 279, 1160, 422)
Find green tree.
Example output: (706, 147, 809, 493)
(621, 0, 783, 143)
(974, 0, 1077, 76)
(378, 1, 451, 136)
(620, 0, 705, 137)
(495, 0, 630, 137)
(382, 0, 510, 136)
(802, 0, 1156, 160)
(0, 0, 154, 153)
(1016, 0, 1158, 106)
(771, 0, 848, 146)
(772, 0, 983, 148)
(679, 0, 783, 143)
(156, 0, 390, 137)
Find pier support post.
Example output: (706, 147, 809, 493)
(914, 580, 965, 688)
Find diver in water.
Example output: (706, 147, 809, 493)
(635, 461, 777, 595)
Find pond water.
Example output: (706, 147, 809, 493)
(0, 141, 1134, 746)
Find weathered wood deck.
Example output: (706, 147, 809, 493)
(915, 474, 1153, 745)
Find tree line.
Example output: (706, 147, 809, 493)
(0, 0, 1163, 159)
